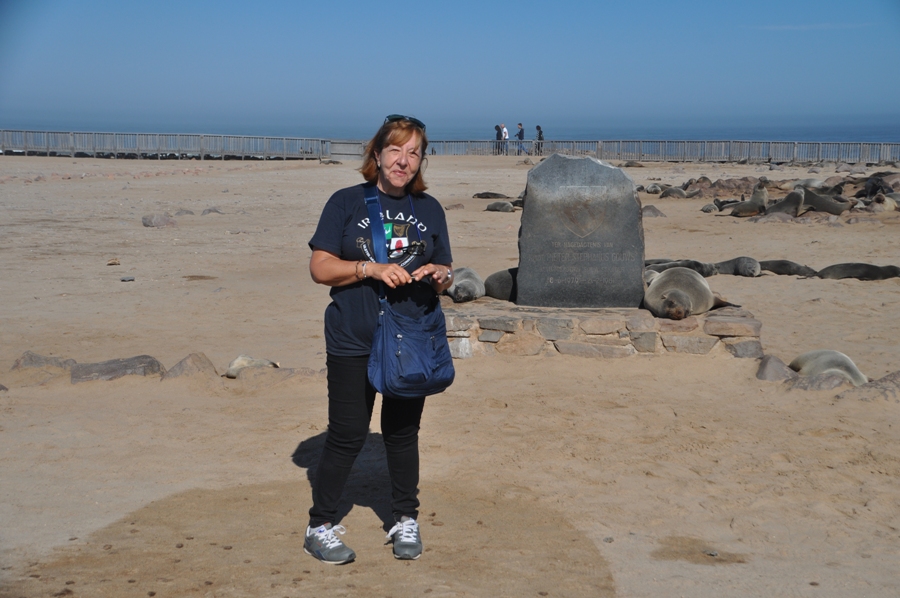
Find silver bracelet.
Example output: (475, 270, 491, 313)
(362, 262, 368, 278)
(446, 268, 453, 280)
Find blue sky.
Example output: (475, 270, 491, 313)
(1, 0, 899, 139)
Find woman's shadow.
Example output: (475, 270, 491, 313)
(291, 432, 394, 531)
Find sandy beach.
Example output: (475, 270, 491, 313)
(1, 154, 899, 597)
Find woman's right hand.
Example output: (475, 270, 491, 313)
(368, 262, 413, 288)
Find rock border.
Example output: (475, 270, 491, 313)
(442, 297, 763, 359)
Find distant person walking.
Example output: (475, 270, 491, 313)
(515, 123, 527, 155)
(494, 125, 502, 155)
(501, 124, 509, 155)
(534, 125, 544, 156)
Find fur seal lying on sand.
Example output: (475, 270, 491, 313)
(643, 267, 735, 320)
(473, 192, 509, 199)
(816, 263, 900, 281)
(645, 259, 718, 278)
(225, 355, 279, 379)
(484, 267, 518, 302)
(759, 260, 818, 277)
(659, 187, 701, 199)
(789, 350, 868, 386)
(713, 256, 760, 277)
(444, 267, 485, 303)
(485, 201, 515, 212)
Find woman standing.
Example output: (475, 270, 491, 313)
(305, 115, 454, 564)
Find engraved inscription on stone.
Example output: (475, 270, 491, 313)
(517, 154, 644, 308)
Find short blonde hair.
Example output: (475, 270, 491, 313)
(359, 120, 429, 195)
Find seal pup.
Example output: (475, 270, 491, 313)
(867, 193, 898, 212)
(759, 260, 818, 277)
(225, 355, 280, 379)
(645, 259, 718, 277)
(485, 201, 515, 212)
(444, 267, 486, 303)
(713, 197, 742, 211)
(643, 267, 736, 320)
(644, 183, 665, 194)
(713, 256, 760, 277)
(816, 263, 900, 281)
(484, 267, 518, 302)
(765, 187, 806, 216)
(473, 192, 509, 199)
(789, 350, 868, 387)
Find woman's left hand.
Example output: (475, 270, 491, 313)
(412, 263, 453, 291)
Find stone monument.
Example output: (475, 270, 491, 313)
(516, 154, 644, 307)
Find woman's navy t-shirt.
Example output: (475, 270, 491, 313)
(309, 183, 453, 357)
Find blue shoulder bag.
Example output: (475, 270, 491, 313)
(364, 185, 455, 399)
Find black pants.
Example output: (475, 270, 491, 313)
(308, 353, 425, 527)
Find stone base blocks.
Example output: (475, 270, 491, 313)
(443, 298, 763, 359)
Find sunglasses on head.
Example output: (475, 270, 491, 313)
(384, 114, 426, 132)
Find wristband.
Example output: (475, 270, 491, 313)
(355, 260, 363, 280)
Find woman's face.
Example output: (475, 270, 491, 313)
(377, 133, 422, 196)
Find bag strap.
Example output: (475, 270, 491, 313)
(364, 184, 388, 264)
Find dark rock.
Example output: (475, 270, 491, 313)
(495, 332, 545, 356)
(787, 373, 848, 391)
(142, 214, 176, 227)
(12, 351, 76, 371)
(162, 353, 219, 380)
(478, 330, 504, 343)
(70, 355, 165, 383)
(836, 370, 900, 402)
(477, 316, 521, 333)
(756, 355, 797, 381)
(554, 341, 635, 358)
(630, 331, 659, 352)
(517, 154, 645, 307)
(660, 335, 718, 354)
(722, 338, 764, 358)
(535, 317, 575, 340)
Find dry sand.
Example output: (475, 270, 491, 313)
(0, 155, 898, 597)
